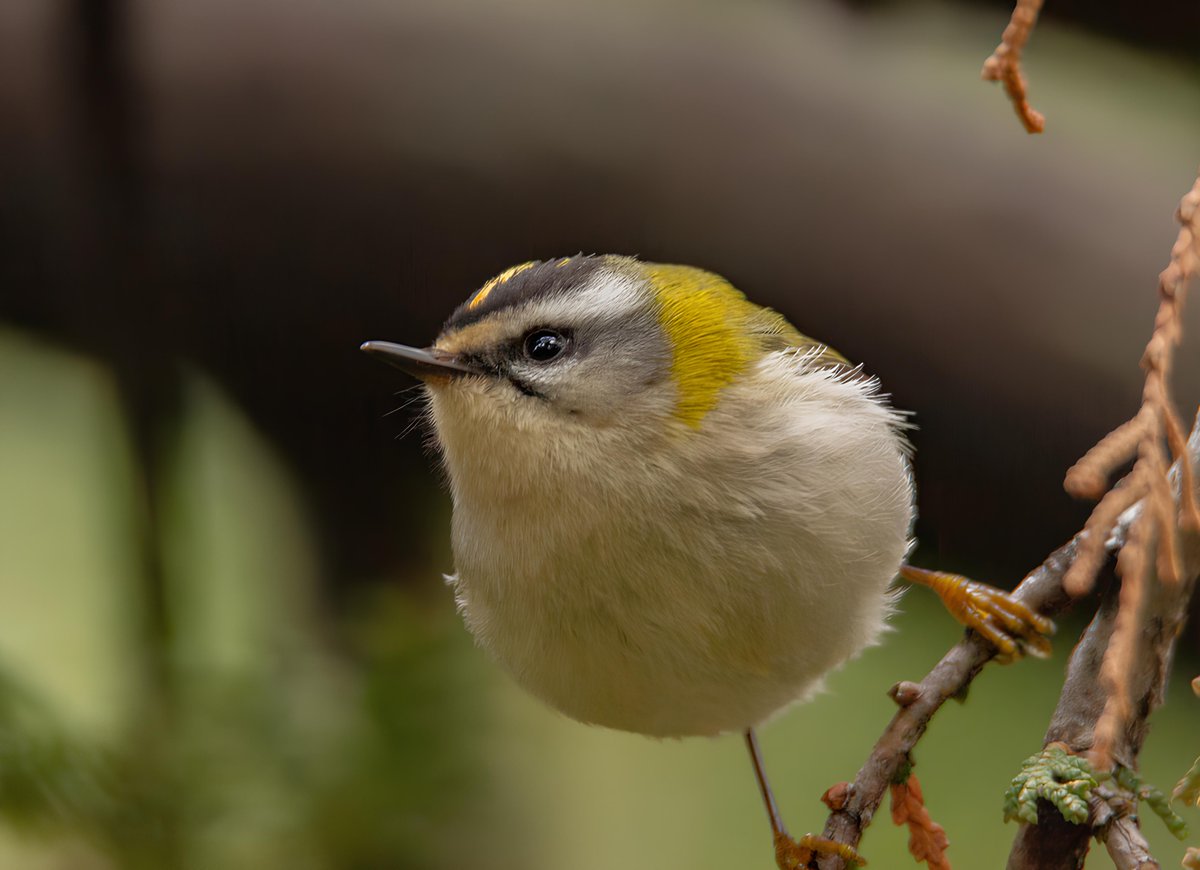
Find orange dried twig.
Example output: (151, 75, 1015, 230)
(1071, 172, 1200, 770)
(981, 0, 1046, 134)
(1062, 475, 1145, 597)
(890, 774, 951, 870)
(1089, 506, 1151, 769)
(1064, 415, 1146, 500)
(1064, 173, 1200, 599)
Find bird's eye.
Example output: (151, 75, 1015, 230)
(523, 329, 568, 362)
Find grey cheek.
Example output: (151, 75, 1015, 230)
(637, 356, 671, 388)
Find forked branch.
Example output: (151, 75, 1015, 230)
(814, 168, 1200, 867)
(812, 412, 1200, 870)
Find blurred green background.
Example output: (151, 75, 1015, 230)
(1, 0, 1199, 868)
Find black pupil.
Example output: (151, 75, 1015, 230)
(525, 330, 565, 362)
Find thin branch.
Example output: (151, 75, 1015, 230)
(1006, 526, 1199, 867)
(1005, 593, 1121, 869)
(814, 544, 1069, 869)
(813, 412, 1200, 870)
(1104, 815, 1160, 870)
(981, 0, 1046, 134)
(1004, 533, 1198, 869)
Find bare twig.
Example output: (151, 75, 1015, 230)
(1005, 512, 1199, 869)
(981, 0, 1046, 134)
(1103, 815, 1160, 870)
(814, 539, 1066, 869)
(813, 412, 1200, 870)
(1005, 593, 1121, 869)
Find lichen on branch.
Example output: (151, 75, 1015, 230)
(1004, 744, 1097, 826)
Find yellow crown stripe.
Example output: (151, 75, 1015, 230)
(644, 264, 757, 429)
(469, 261, 537, 310)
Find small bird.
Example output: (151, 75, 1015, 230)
(363, 255, 1052, 868)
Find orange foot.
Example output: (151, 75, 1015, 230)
(899, 565, 1054, 663)
(774, 832, 866, 869)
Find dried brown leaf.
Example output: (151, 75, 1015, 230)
(890, 774, 951, 870)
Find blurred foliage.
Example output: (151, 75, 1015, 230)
(0, 664, 111, 837)
(0, 607, 493, 870)
(0, 329, 504, 870)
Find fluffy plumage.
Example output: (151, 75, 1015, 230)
(424, 255, 914, 737)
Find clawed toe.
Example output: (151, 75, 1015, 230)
(899, 565, 1055, 662)
(774, 832, 865, 869)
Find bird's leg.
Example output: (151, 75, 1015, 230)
(898, 564, 1054, 663)
(744, 730, 866, 869)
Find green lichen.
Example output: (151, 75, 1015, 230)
(1003, 746, 1098, 826)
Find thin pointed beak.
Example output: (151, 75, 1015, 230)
(360, 341, 476, 379)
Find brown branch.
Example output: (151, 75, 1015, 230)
(814, 537, 1076, 868)
(981, 0, 1046, 134)
(1006, 421, 1200, 869)
(1003, 569, 1195, 868)
(1001, 171, 1200, 869)
(1103, 816, 1159, 870)
(812, 411, 1200, 870)
(1005, 592, 1121, 869)
(813, 174, 1200, 869)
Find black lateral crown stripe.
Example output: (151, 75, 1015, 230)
(443, 255, 606, 332)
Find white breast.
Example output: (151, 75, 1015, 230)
(431, 352, 914, 737)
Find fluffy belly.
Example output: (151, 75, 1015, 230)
(443, 361, 915, 736)
(452, 518, 901, 737)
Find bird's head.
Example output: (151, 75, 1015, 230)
(363, 254, 840, 488)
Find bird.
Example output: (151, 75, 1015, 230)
(362, 254, 1053, 868)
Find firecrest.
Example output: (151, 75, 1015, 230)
(362, 254, 1052, 868)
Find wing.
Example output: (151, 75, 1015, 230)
(744, 303, 850, 369)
